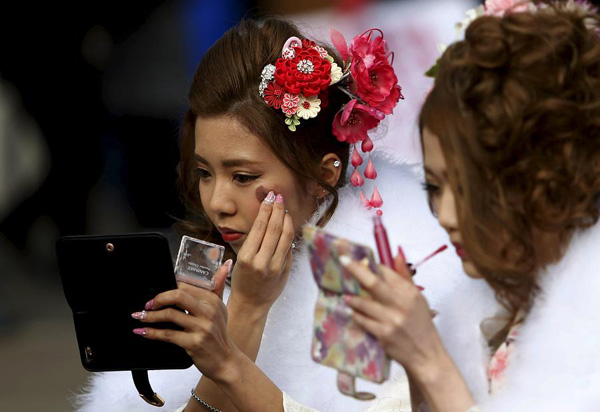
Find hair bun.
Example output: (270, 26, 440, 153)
(465, 16, 509, 69)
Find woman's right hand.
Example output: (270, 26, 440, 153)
(228, 191, 295, 313)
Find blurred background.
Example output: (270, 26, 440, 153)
(0, 0, 474, 410)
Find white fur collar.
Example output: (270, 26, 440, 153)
(73, 156, 465, 412)
(434, 222, 600, 411)
(256, 154, 463, 412)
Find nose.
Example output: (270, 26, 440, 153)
(206, 178, 236, 217)
(437, 185, 458, 233)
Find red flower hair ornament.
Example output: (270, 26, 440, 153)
(259, 29, 403, 212)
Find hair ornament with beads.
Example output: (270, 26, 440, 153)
(259, 28, 403, 213)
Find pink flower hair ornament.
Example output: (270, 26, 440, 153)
(258, 28, 403, 213)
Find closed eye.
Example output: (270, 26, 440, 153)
(422, 182, 440, 217)
(421, 182, 440, 196)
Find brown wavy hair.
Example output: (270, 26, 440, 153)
(177, 19, 350, 261)
(420, 2, 600, 314)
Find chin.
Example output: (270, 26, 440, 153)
(462, 260, 482, 279)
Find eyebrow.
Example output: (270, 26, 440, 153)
(424, 165, 444, 179)
(195, 154, 263, 168)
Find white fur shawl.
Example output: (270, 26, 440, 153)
(433, 222, 600, 411)
(72, 155, 465, 412)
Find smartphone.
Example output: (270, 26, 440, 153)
(56, 233, 192, 372)
(303, 225, 390, 385)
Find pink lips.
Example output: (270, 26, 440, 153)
(219, 227, 244, 243)
(453, 243, 467, 259)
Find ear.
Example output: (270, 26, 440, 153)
(321, 153, 343, 186)
(309, 153, 342, 197)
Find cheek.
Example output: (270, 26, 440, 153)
(430, 196, 441, 219)
(238, 189, 262, 224)
(462, 261, 482, 279)
(255, 186, 270, 203)
(246, 201, 262, 223)
(198, 183, 211, 214)
(279, 189, 312, 231)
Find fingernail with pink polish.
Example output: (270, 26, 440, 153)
(417, 285, 425, 291)
(275, 194, 284, 204)
(398, 246, 406, 262)
(144, 299, 154, 310)
(131, 310, 147, 320)
(264, 191, 276, 204)
(133, 328, 147, 336)
(223, 259, 233, 275)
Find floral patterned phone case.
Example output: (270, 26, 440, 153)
(304, 225, 390, 400)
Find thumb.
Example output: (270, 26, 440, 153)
(213, 259, 232, 299)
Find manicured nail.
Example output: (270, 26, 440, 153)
(339, 255, 352, 266)
(431, 310, 439, 319)
(144, 299, 154, 310)
(398, 246, 406, 262)
(417, 285, 425, 291)
(275, 194, 284, 204)
(223, 259, 233, 275)
(264, 191, 276, 204)
(133, 328, 147, 336)
(131, 310, 147, 320)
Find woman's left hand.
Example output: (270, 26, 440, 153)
(130, 264, 240, 382)
(343, 253, 446, 376)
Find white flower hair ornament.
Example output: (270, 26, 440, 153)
(258, 29, 404, 213)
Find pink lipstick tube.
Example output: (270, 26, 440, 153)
(373, 215, 394, 268)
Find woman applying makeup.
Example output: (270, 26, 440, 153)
(93, 3, 600, 412)
(82, 3, 600, 412)
(75, 18, 455, 412)
(342, 1, 600, 411)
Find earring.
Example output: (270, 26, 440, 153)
(333, 160, 341, 168)
(314, 194, 320, 210)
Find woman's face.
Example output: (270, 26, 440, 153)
(194, 116, 316, 253)
(422, 127, 480, 278)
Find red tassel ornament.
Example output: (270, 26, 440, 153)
(351, 147, 363, 167)
(350, 168, 364, 186)
(370, 186, 383, 208)
(360, 191, 368, 206)
(364, 159, 377, 179)
(361, 136, 374, 152)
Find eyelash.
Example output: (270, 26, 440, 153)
(195, 168, 260, 185)
(195, 168, 211, 179)
(422, 182, 440, 217)
(422, 182, 440, 196)
(233, 174, 260, 184)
